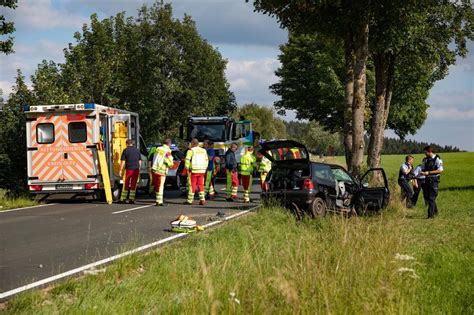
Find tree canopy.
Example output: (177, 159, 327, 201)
(0, 0, 17, 54)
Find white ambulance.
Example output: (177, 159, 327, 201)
(24, 103, 149, 201)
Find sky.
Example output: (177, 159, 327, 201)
(1, 0, 473, 151)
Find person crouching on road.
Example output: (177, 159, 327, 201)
(149, 138, 174, 206)
(225, 142, 239, 202)
(240, 146, 257, 203)
(204, 140, 216, 199)
(184, 138, 209, 205)
(119, 139, 142, 204)
(420, 146, 444, 219)
(398, 155, 415, 208)
(257, 149, 271, 191)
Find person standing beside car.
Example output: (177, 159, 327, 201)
(118, 139, 142, 204)
(149, 138, 174, 206)
(225, 143, 239, 201)
(240, 146, 257, 203)
(184, 138, 209, 205)
(398, 155, 414, 208)
(420, 146, 444, 219)
(203, 140, 217, 199)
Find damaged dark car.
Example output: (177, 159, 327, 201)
(259, 140, 390, 217)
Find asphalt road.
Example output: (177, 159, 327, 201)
(0, 181, 261, 295)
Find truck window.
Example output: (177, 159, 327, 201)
(37, 123, 55, 144)
(69, 122, 87, 143)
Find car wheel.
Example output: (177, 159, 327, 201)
(310, 197, 327, 218)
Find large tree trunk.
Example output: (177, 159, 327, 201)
(367, 53, 395, 169)
(343, 31, 354, 169)
(350, 20, 369, 176)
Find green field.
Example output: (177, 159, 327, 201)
(3, 152, 473, 314)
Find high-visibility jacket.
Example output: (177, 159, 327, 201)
(258, 156, 272, 173)
(152, 145, 174, 175)
(240, 152, 257, 176)
(185, 146, 208, 174)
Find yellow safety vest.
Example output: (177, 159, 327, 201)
(152, 145, 174, 175)
(258, 156, 272, 173)
(185, 147, 208, 174)
(240, 152, 257, 176)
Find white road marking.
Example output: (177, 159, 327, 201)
(0, 203, 58, 214)
(0, 204, 260, 301)
(112, 204, 154, 214)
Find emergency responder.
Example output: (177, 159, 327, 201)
(420, 146, 444, 219)
(147, 143, 159, 195)
(398, 155, 414, 208)
(204, 140, 216, 199)
(177, 141, 190, 196)
(225, 143, 239, 201)
(412, 163, 427, 206)
(257, 150, 271, 191)
(148, 139, 174, 206)
(118, 139, 142, 204)
(240, 146, 257, 203)
(184, 138, 208, 205)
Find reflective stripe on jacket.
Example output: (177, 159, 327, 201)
(185, 147, 208, 174)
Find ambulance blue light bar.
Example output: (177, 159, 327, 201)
(23, 104, 30, 112)
(84, 103, 95, 109)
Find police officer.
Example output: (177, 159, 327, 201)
(398, 155, 415, 208)
(420, 146, 444, 219)
(411, 164, 427, 207)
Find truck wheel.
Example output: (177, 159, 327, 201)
(310, 197, 327, 218)
(112, 183, 122, 202)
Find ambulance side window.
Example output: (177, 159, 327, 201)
(69, 122, 87, 143)
(37, 123, 55, 144)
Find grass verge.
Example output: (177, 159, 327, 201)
(0, 191, 37, 211)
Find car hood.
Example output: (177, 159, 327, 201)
(258, 140, 310, 164)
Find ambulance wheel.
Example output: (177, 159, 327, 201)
(310, 197, 327, 218)
(112, 184, 122, 202)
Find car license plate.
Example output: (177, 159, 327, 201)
(56, 184, 73, 189)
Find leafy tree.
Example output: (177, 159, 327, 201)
(234, 103, 287, 140)
(0, 0, 17, 54)
(31, 3, 235, 142)
(0, 70, 37, 195)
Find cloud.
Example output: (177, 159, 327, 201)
(428, 107, 474, 120)
(226, 58, 280, 105)
(60, 0, 288, 47)
(4, 0, 87, 30)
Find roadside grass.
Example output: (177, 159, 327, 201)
(2, 152, 473, 314)
(0, 190, 37, 211)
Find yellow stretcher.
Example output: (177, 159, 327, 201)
(97, 143, 113, 204)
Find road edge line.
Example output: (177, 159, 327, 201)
(0, 203, 58, 214)
(0, 204, 260, 301)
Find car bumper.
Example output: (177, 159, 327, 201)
(261, 189, 317, 205)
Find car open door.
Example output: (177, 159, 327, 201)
(356, 168, 390, 212)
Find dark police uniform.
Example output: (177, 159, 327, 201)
(398, 162, 414, 207)
(421, 154, 443, 218)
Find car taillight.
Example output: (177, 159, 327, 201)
(85, 183, 98, 190)
(303, 179, 314, 190)
(263, 182, 269, 192)
(29, 185, 42, 191)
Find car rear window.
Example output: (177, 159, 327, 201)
(68, 122, 87, 143)
(312, 164, 334, 181)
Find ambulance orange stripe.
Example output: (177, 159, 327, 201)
(72, 151, 92, 175)
(66, 153, 89, 180)
(44, 166, 63, 181)
(36, 151, 62, 179)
